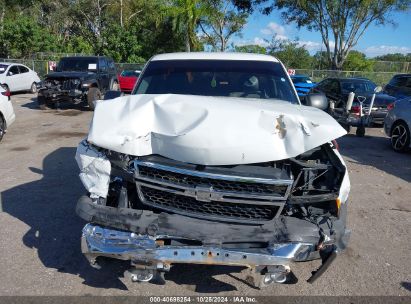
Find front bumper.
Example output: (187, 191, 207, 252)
(77, 195, 350, 284)
(38, 88, 86, 102)
(82, 223, 316, 268)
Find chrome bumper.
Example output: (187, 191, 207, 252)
(81, 223, 317, 268)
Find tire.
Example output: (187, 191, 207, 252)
(37, 93, 51, 110)
(0, 114, 5, 141)
(356, 126, 365, 137)
(390, 121, 410, 152)
(111, 80, 119, 91)
(87, 87, 102, 110)
(30, 82, 37, 94)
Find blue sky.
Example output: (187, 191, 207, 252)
(235, 9, 411, 58)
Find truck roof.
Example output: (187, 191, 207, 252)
(151, 52, 279, 63)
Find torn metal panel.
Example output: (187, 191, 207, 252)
(75, 140, 111, 198)
(87, 94, 347, 165)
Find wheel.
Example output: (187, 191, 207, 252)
(391, 122, 410, 152)
(30, 82, 37, 94)
(356, 126, 365, 137)
(87, 87, 102, 110)
(111, 80, 119, 91)
(37, 93, 52, 110)
(0, 115, 5, 141)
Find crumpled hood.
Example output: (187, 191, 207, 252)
(87, 94, 346, 165)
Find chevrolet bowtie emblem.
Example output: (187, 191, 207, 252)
(194, 186, 213, 202)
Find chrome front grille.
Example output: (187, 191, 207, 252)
(133, 159, 293, 223)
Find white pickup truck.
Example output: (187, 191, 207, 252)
(75, 52, 351, 288)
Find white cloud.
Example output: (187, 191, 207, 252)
(260, 22, 288, 40)
(254, 37, 269, 47)
(296, 40, 321, 51)
(364, 45, 411, 57)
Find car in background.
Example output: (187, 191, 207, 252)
(38, 56, 119, 110)
(384, 74, 411, 99)
(0, 63, 41, 94)
(384, 97, 411, 152)
(291, 74, 315, 99)
(309, 77, 396, 126)
(0, 85, 15, 141)
(118, 70, 141, 93)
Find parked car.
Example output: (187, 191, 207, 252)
(37, 56, 118, 110)
(384, 74, 411, 99)
(291, 74, 315, 99)
(310, 77, 396, 126)
(384, 97, 411, 152)
(118, 69, 141, 93)
(0, 63, 41, 94)
(0, 85, 15, 141)
(75, 53, 350, 288)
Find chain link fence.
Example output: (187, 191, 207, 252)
(294, 69, 398, 85)
(0, 58, 146, 78)
(0, 57, 409, 86)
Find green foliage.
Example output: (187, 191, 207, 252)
(374, 53, 411, 62)
(234, 44, 267, 54)
(265, 36, 313, 69)
(0, 17, 59, 58)
(343, 50, 373, 71)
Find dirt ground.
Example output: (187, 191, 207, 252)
(0, 93, 410, 296)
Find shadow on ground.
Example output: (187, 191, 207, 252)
(1, 147, 254, 292)
(1, 147, 129, 290)
(21, 96, 91, 111)
(339, 132, 411, 183)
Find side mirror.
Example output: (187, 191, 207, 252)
(374, 86, 382, 93)
(7, 71, 13, 76)
(305, 93, 329, 110)
(104, 90, 124, 100)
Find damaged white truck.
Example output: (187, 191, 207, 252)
(75, 53, 351, 288)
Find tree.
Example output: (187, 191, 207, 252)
(265, 35, 313, 69)
(165, 0, 206, 52)
(0, 17, 59, 58)
(261, 0, 411, 70)
(375, 53, 411, 62)
(343, 50, 373, 71)
(312, 51, 329, 70)
(199, 0, 248, 51)
(234, 44, 267, 54)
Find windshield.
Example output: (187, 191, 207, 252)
(57, 58, 98, 72)
(121, 70, 140, 77)
(341, 79, 377, 94)
(291, 76, 312, 84)
(0, 64, 8, 74)
(134, 60, 299, 104)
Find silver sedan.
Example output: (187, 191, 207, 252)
(384, 97, 411, 152)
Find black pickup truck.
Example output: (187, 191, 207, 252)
(37, 56, 119, 110)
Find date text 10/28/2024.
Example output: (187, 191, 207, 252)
(149, 297, 257, 303)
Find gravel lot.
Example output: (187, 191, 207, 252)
(0, 93, 410, 296)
